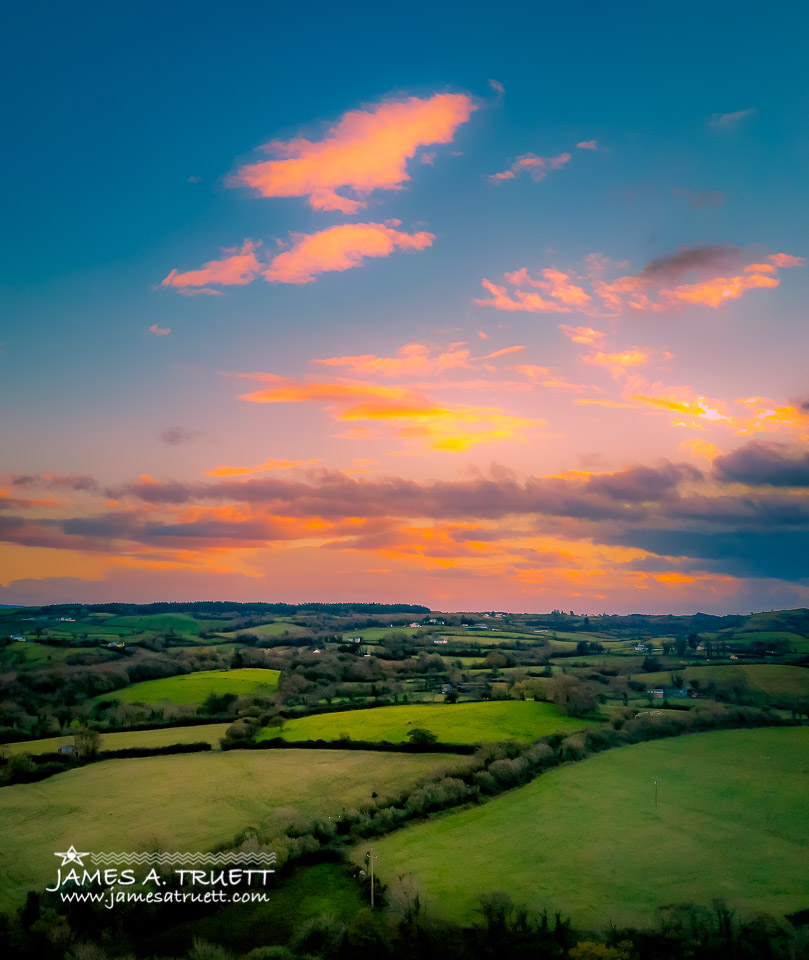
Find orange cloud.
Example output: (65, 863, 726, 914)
(161, 240, 260, 294)
(475, 278, 570, 313)
(679, 439, 721, 461)
(314, 342, 474, 377)
(203, 457, 321, 478)
(559, 324, 605, 344)
(623, 380, 733, 426)
(238, 376, 541, 451)
(229, 93, 476, 212)
(488, 152, 571, 184)
(769, 252, 805, 268)
(478, 246, 800, 316)
(659, 270, 779, 308)
(582, 349, 656, 377)
(264, 222, 434, 284)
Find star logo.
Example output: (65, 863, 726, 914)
(54, 845, 89, 867)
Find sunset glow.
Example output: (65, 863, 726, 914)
(2, 10, 807, 614)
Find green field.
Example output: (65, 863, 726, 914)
(219, 619, 311, 639)
(632, 663, 809, 702)
(4, 723, 232, 755)
(259, 700, 593, 744)
(0, 748, 466, 912)
(360, 727, 809, 926)
(94, 667, 280, 705)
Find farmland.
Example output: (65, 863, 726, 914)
(3, 722, 232, 755)
(94, 667, 280, 705)
(632, 663, 809, 704)
(360, 727, 809, 926)
(259, 700, 594, 744)
(0, 747, 465, 912)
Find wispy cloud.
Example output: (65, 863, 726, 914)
(477, 246, 803, 315)
(236, 375, 542, 452)
(488, 151, 571, 184)
(709, 107, 757, 129)
(160, 426, 200, 446)
(204, 457, 321, 478)
(149, 324, 171, 335)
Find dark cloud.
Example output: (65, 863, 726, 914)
(714, 442, 809, 487)
(160, 426, 201, 445)
(11, 473, 98, 491)
(639, 245, 742, 282)
(602, 528, 809, 582)
(110, 462, 698, 524)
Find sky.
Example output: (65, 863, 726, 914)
(1, 0, 808, 613)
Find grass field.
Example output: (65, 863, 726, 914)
(219, 618, 312, 639)
(359, 727, 809, 926)
(259, 700, 593, 744)
(4, 723, 232, 755)
(0, 748, 466, 912)
(94, 667, 280, 705)
(632, 664, 809, 703)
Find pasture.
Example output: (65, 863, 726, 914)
(259, 700, 593, 744)
(0, 748, 465, 912)
(360, 727, 809, 926)
(632, 663, 809, 703)
(94, 667, 280, 706)
(219, 618, 312, 640)
(4, 723, 232, 755)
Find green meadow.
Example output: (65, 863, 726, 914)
(0, 748, 464, 912)
(219, 618, 312, 639)
(360, 727, 809, 926)
(4, 723, 232, 755)
(259, 700, 593, 744)
(94, 667, 280, 706)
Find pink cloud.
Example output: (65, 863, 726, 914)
(577, 140, 598, 150)
(161, 240, 260, 295)
(148, 324, 171, 336)
(488, 152, 571, 184)
(229, 93, 476, 213)
(264, 222, 434, 285)
(477, 245, 799, 316)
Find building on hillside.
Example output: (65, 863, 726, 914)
(58, 745, 76, 755)
(433, 638, 448, 644)
(11, 634, 26, 642)
(469, 623, 489, 630)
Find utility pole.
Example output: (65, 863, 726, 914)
(652, 776, 662, 811)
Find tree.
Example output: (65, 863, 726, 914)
(406, 728, 438, 744)
(549, 676, 598, 717)
(74, 725, 101, 759)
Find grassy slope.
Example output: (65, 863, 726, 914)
(260, 700, 593, 744)
(632, 663, 809, 701)
(4, 723, 232, 755)
(360, 727, 809, 926)
(0, 748, 465, 912)
(95, 667, 280, 705)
